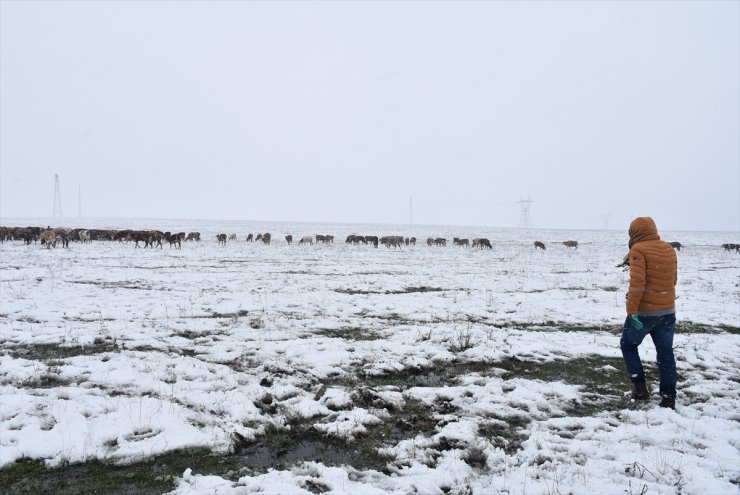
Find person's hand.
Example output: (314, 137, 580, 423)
(630, 314, 644, 330)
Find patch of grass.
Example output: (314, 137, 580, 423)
(313, 327, 383, 341)
(335, 355, 643, 417)
(478, 414, 531, 455)
(493, 355, 653, 416)
(183, 310, 250, 319)
(0, 448, 241, 495)
(68, 280, 152, 290)
(5, 342, 118, 361)
(335, 286, 450, 295)
(678, 321, 740, 335)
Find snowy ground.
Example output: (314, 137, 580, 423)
(1, 218, 738, 494)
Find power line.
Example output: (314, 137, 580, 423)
(79, 183, 521, 212)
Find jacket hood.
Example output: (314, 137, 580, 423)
(629, 217, 660, 248)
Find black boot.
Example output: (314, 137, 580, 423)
(659, 397, 675, 410)
(631, 380, 649, 400)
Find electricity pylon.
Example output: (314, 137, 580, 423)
(53, 174, 63, 218)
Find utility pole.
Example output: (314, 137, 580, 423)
(517, 196, 533, 229)
(53, 174, 63, 218)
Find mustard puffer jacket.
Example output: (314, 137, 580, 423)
(626, 217, 677, 315)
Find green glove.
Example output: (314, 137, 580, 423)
(630, 314, 644, 330)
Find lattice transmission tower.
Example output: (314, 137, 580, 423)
(517, 196, 533, 229)
(53, 174, 63, 218)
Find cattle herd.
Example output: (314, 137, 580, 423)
(0, 226, 738, 254)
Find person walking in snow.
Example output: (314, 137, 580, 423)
(620, 217, 678, 409)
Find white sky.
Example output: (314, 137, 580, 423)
(1, 0, 738, 231)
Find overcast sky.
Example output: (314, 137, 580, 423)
(1, 1, 738, 231)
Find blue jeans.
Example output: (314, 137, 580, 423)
(620, 314, 677, 398)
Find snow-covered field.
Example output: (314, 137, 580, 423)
(1, 218, 738, 494)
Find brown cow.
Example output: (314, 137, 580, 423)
(285, 234, 293, 245)
(127, 231, 150, 248)
(217, 234, 227, 246)
(534, 241, 546, 250)
(164, 232, 182, 249)
(261, 233, 271, 245)
(563, 240, 578, 249)
(148, 231, 164, 249)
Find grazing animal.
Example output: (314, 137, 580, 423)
(314, 234, 334, 244)
(299, 235, 313, 245)
(562, 240, 578, 249)
(228, 233, 237, 241)
(186, 232, 201, 242)
(246, 234, 254, 242)
(79, 230, 90, 243)
(127, 231, 150, 248)
(453, 238, 470, 248)
(365, 235, 378, 248)
(346, 234, 366, 244)
(256, 234, 262, 242)
(472, 238, 492, 249)
(39, 230, 58, 248)
(148, 231, 163, 248)
(217, 234, 227, 246)
(379, 235, 402, 249)
(56, 229, 70, 248)
(534, 241, 546, 250)
(435, 237, 447, 247)
(164, 232, 182, 249)
(427, 237, 435, 247)
(722, 243, 740, 253)
(668, 242, 682, 251)
(261, 233, 271, 245)
(285, 234, 293, 245)
(114, 230, 132, 242)
(409, 237, 416, 246)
